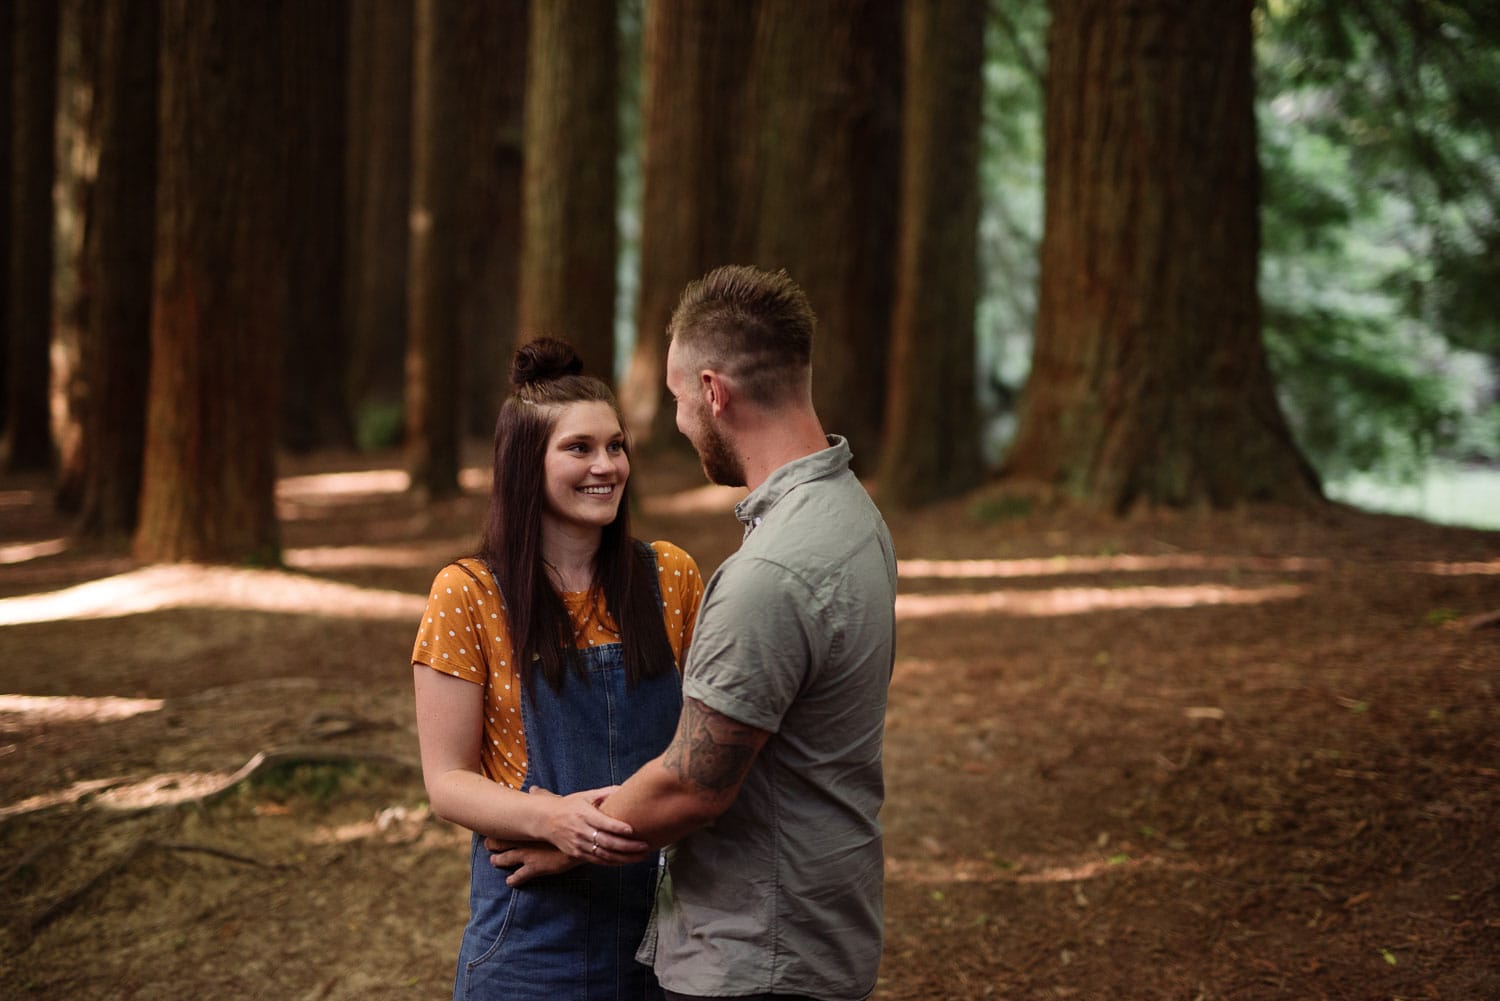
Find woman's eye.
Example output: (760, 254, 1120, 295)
(607, 440, 625, 453)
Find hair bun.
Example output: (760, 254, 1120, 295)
(512, 337, 585, 389)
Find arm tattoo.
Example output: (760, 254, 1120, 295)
(663, 697, 762, 796)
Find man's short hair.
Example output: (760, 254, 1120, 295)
(668, 265, 815, 406)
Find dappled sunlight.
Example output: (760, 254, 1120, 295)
(886, 851, 1199, 886)
(899, 554, 1329, 579)
(895, 583, 1305, 621)
(641, 482, 748, 516)
(284, 538, 472, 572)
(0, 563, 425, 626)
(0, 537, 69, 565)
(275, 465, 488, 503)
(0, 489, 38, 508)
(1404, 558, 1500, 576)
(0, 694, 163, 725)
(276, 468, 410, 498)
(306, 804, 457, 847)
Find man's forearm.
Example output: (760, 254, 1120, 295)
(602, 695, 770, 846)
(600, 757, 722, 848)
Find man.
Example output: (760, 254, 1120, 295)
(601, 265, 898, 1001)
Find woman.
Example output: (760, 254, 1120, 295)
(412, 338, 703, 1001)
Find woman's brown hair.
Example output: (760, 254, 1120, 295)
(475, 337, 674, 694)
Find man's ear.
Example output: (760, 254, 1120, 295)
(701, 369, 731, 418)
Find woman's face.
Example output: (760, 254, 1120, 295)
(541, 400, 630, 536)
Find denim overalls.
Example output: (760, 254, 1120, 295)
(454, 554, 681, 1001)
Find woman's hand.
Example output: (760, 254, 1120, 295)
(528, 785, 651, 860)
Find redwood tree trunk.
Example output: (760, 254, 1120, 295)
(622, 0, 756, 447)
(405, 0, 465, 499)
(345, 0, 412, 443)
(737, 0, 902, 469)
(458, 0, 526, 438)
(520, 0, 618, 381)
(881, 0, 985, 508)
(5, 0, 59, 472)
(75, 0, 158, 540)
(135, 0, 287, 564)
(1004, 0, 1320, 510)
(282, 0, 354, 454)
(0, 1, 12, 440)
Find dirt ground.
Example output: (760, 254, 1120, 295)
(2, 447, 1497, 1001)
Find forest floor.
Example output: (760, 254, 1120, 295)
(1, 446, 1497, 1001)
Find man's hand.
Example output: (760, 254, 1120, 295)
(485, 836, 654, 886)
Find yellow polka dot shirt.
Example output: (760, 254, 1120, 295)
(411, 540, 703, 789)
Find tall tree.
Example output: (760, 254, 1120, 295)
(737, 0, 903, 468)
(520, 0, 618, 380)
(5, 0, 59, 472)
(458, 0, 526, 438)
(74, 0, 159, 539)
(622, 0, 756, 446)
(1003, 0, 1320, 509)
(881, 0, 986, 508)
(345, 0, 412, 445)
(282, 0, 354, 454)
(135, 0, 287, 564)
(0, 0, 12, 439)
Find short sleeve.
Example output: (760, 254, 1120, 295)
(411, 559, 498, 684)
(650, 540, 704, 664)
(681, 556, 821, 733)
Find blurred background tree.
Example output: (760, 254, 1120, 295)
(3, 0, 1497, 564)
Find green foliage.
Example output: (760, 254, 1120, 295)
(355, 400, 405, 451)
(1257, 0, 1500, 478)
(242, 760, 370, 804)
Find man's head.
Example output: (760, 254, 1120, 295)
(667, 265, 815, 406)
(666, 266, 817, 486)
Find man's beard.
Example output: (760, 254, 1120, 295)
(696, 416, 745, 488)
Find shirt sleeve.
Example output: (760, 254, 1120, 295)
(681, 555, 822, 733)
(650, 540, 705, 667)
(411, 559, 499, 684)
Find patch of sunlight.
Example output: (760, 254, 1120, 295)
(284, 539, 472, 572)
(0, 776, 130, 820)
(886, 852, 1196, 886)
(1402, 559, 1500, 576)
(276, 465, 489, 502)
(0, 489, 38, 508)
(894, 583, 1305, 621)
(0, 694, 163, 724)
(642, 482, 748, 516)
(307, 804, 441, 846)
(0, 537, 69, 564)
(0, 563, 426, 626)
(898, 554, 1329, 579)
(276, 468, 410, 498)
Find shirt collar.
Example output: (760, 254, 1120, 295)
(734, 435, 851, 537)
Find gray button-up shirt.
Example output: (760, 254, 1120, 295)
(644, 436, 898, 1000)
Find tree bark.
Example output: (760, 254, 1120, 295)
(404, 0, 466, 499)
(881, 0, 986, 508)
(520, 0, 618, 381)
(737, 0, 902, 470)
(74, 0, 158, 540)
(458, 0, 526, 439)
(0, 1, 12, 440)
(622, 0, 756, 447)
(134, 0, 287, 564)
(1004, 0, 1321, 510)
(5, 0, 59, 472)
(281, 0, 354, 454)
(344, 0, 411, 444)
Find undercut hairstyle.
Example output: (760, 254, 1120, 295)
(667, 265, 816, 406)
(473, 337, 675, 696)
